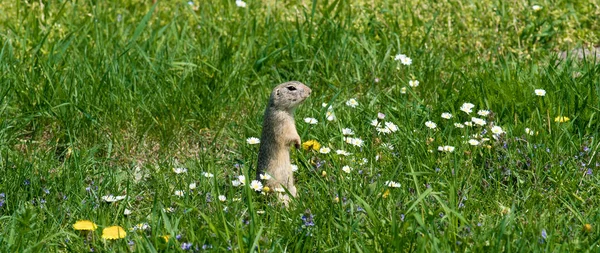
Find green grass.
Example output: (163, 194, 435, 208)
(1, 0, 599, 251)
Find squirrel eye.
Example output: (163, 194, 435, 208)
(286, 86, 297, 91)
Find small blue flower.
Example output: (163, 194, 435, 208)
(541, 229, 547, 240)
(181, 242, 192, 250)
(301, 213, 315, 227)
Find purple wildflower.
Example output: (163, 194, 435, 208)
(541, 229, 547, 240)
(301, 213, 315, 227)
(181, 242, 192, 250)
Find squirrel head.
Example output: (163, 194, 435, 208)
(269, 81, 311, 111)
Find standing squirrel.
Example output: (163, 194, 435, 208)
(256, 81, 311, 206)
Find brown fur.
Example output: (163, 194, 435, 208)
(256, 81, 311, 206)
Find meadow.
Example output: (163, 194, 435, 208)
(0, 0, 599, 252)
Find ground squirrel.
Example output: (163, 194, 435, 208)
(256, 81, 311, 206)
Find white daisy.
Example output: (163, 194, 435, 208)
(174, 190, 184, 197)
(326, 110, 336, 121)
(400, 87, 407, 94)
(409, 80, 419, 87)
(319, 147, 331, 154)
(346, 98, 359, 108)
(491, 126, 504, 134)
(291, 164, 298, 172)
(477, 110, 490, 117)
(246, 137, 260, 145)
(173, 167, 188, 174)
(441, 112, 452, 119)
(304, 117, 318, 124)
(202, 172, 214, 178)
(377, 112, 386, 119)
(250, 180, 263, 192)
(401, 56, 412, 65)
(385, 122, 399, 132)
(342, 165, 352, 174)
(382, 143, 394, 150)
(218, 195, 227, 202)
(345, 137, 364, 147)
(189, 182, 197, 190)
(385, 181, 401, 188)
(437, 146, 455, 152)
(425, 121, 437, 129)
(342, 128, 354, 135)
(371, 119, 380, 126)
(454, 123, 465, 128)
(532, 5, 542, 11)
(259, 173, 272, 180)
(102, 195, 126, 203)
(468, 139, 480, 146)
(394, 54, 407, 61)
(534, 89, 546, 96)
(376, 127, 391, 134)
(235, 0, 247, 8)
(460, 103, 475, 114)
(336, 150, 352, 156)
(471, 117, 486, 126)
(525, 128, 534, 136)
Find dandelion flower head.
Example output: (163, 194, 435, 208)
(102, 226, 127, 240)
(73, 220, 97, 231)
(302, 140, 321, 151)
(554, 116, 570, 123)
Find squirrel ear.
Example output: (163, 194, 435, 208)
(276, 89, 280, 96)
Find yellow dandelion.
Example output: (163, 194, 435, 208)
(382, 189, 391, 199)
(161, 235, 170, 243)
(321, 170, 327, 177)
(102, 226, 127, 240)
(302, 140, 321, 151)
(583, 224, 592, 233)
(73, 220, 97, 231)
(262, 186, 271, 192)
(554, 116, 570, 123)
